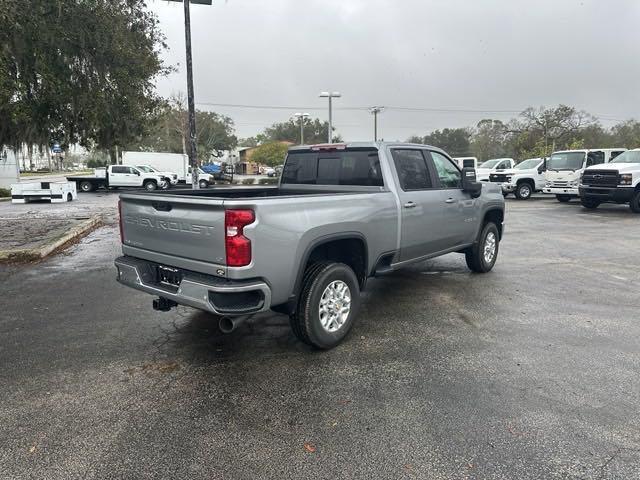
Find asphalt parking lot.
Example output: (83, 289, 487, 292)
(1, 196, 639, 479)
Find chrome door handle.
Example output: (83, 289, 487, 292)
(403, 201, 416, 208)
(445, 198, 455, 204)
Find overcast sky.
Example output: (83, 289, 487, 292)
(150, 0, 640, 141)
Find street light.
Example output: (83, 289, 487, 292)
(319, 91, 341, 144)
(369, 106, 385, 141)
(168, 0, 213, 189)
(293, 112, 310, 145)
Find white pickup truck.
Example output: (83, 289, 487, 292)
(542, 148, 626, 202)
(476, 158, 515, 182)
(67, 165, 169, 192)
(579, 148, 640, 212)
(489, 157, 546, 200)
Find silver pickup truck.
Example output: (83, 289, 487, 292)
(115, 142, 505, 349)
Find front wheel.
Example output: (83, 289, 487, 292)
(199, 180, 209, 189)
(581, 197, 600, 210)
(144, 180, 157, 191)
(556, 195, 571, 202)
(465, 222, 499, 273)
(290, 262, 360, 349)
(630, 191, 640, 213)
(515, 182, 533, 200)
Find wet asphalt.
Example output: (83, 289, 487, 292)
(0, 195, 639, 479)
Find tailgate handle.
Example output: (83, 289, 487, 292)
(152, 201, 172, 212)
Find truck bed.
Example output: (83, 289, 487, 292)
(129, 185, 382, 199)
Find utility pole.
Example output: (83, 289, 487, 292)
(369, 106, 384, 141)
(293, 112, 310, 145)
(169, 0, 213, 189)
(319, 92, 341, 143)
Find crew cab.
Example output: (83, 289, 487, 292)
(579, 148, 640, 212)
(68, 165, 169, 192)
(114, 142, 505, 349)
(489, 157, 546, 199)
(476, 158, 515, 182)
(542, 148, 626, 202)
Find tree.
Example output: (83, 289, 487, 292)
(406, 135, 424, 144)
(250, 142, 290, 167)
(610, 120, 640, 148)
(131, 96, 237, 161)
(262, 118, 342, 144)
(0, 0, 168, 162)
(238, 137, 259, 148)
(470, 119, 510, 160)
(423, 128, 472, 156)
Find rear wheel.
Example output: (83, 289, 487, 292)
(556, 194, 571, 202)
(79, 181, 93, 192)
(630, 191, 640, 213)
(66, 193, 73, 202)
(581, 197, 600, 210)
(199, 179, 209, 189)
(144, 180, 157, 191)
(515, 182, 533, 200)
(289, 262, 360, 349)
(465, 222, 499, 273)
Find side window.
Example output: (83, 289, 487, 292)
(496, 160, 510, 170)
(391, 150, 432, 190)
(111, 166, 128, 174)
(130, 167, 139, 175)
(610, 151, 624, 160)
(430, 151, 462, 188)
(587, 151, 604, 166)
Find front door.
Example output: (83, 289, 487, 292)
(390, 148, 451, 261)
(427, 151, 478, 247)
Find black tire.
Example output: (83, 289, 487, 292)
(465, 222, 499, 273)
(502, 192, 509, 198)
(556, 195, 571, 202)
(199, 180, 209, 189)
(79, 181, 93, 192)
(160, 180, 170, 190)
(581, 197, 600, 210)
(515, 182, 533, 200)
(66, 193, 73, 202)
(289, 262, 360, 349)
(144, 180, 157, 191)
(630, 191, 640, 213)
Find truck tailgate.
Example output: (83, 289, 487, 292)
(120, 195, 227, 265)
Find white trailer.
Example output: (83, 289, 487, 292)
(11, 181, 77, 203)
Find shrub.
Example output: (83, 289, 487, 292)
(0, 188, 10, 197)
(241, 178, 255, 185)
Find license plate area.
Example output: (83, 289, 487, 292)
(156, 265, 183, 290)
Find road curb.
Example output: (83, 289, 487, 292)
(0, 214, 103, 263)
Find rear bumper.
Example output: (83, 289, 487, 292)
(542, 186, 578, 196)
(114, 256, 271, 316)
(579, 186, 635, 203)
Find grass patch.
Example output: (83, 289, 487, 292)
(241, 178, 255, 185)
(0, 188, 10, 197)
(258, 178, 278, 185)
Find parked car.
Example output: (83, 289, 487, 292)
(543, 148, 626, 202)
(489, 157, 546, 199)
(134, 164, 178, 186)
(115, 142, 505, 349)
(67, 165, 168, 192)
(476, 158, 515, 182)
(579, 148, 640, 212)
(264, 167, 276, 177)
(122, 151, 190, 182)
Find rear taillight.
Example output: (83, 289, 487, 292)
(118, 199, 124, 243)
(225, 209, 255, 267)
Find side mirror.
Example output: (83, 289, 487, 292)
(135, 171, 140, 176)
(461, 167, 482, 198)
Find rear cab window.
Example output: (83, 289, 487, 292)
(282, 148, 383, 186)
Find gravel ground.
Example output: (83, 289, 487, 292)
(0, 196, 638, 479)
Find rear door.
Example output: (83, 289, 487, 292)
(427, 150, 478, 246)
(110, 166, 138, 186)
(120, 196, 228, 265)
(391, 148, 451, 260)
